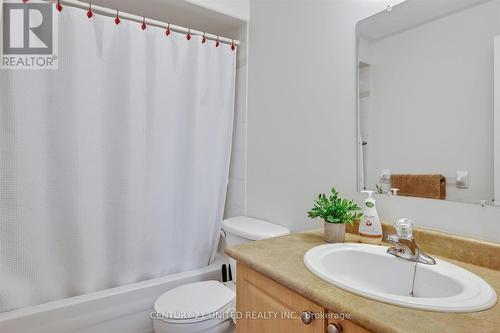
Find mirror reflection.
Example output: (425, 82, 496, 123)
(357, 0, 500, 205)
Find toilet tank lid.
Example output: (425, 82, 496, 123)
(222, 216, 290, 241)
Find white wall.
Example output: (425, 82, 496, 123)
(246, 0, 500, 242)
(362, 0, 500, 203)
(246, 0, 386, 232)
(225, 23, 249, 218)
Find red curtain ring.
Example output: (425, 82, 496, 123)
(165, 23, 171, 36)
(202, 32, 206, 44)
(231, 40, 235, 51)
(215, 36, 220, 48)
(141, 17, 147, 30)
(56, 0, 63, 12)
(87, 3, 93, 18)
(114, 10, 121, 25)
(186, 28, 191, 41)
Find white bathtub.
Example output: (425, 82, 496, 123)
(0, 256, 227, 333)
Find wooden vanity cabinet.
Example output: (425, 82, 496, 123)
(236, 263, 372, 333)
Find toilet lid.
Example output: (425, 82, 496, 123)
(154, 281, 235, 322)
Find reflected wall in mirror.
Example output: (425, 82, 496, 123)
(356, 0, 500, 205)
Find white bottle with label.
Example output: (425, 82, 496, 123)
(359, 190, 383, 244)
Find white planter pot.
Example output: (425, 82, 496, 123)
(324, 222, 345, 243)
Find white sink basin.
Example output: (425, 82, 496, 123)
(304, 243, 497, 312)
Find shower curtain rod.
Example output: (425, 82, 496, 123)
(40, 0, 240, 46)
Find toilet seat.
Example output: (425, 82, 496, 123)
(154, 280, 235, 324)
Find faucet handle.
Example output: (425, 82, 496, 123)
(386, 234, 399, 243)
(394, 218, 414, 240)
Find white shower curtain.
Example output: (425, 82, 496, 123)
(0, 6, 236, 312)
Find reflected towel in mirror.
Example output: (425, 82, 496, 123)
(390, 174, 446, 200)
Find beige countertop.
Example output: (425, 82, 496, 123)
(225, 229, 500, 333)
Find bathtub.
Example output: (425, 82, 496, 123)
(0, 255, 227, 333)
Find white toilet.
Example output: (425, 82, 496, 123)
(153, 216, 290, 333)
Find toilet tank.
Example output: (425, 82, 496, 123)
(221, 216, 290, 282)
(222, 216, 290, 247)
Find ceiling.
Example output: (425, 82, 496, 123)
(357, 0, 492, 41)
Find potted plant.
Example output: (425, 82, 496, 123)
(307, 187, 362, 243)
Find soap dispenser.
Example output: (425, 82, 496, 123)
(359, 190, 383, 244)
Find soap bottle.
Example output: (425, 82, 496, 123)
(359, 190, 383, 244)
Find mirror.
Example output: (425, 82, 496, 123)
(356, 0, 500, 205)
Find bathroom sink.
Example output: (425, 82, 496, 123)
(303, 243, 497, 312)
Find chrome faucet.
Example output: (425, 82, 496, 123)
(386, 218, 436, 265)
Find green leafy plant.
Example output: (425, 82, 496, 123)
(307, 187, 363, 224)
(375, 184, 384, 194)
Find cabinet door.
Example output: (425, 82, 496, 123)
(236, 263, 325, 333)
